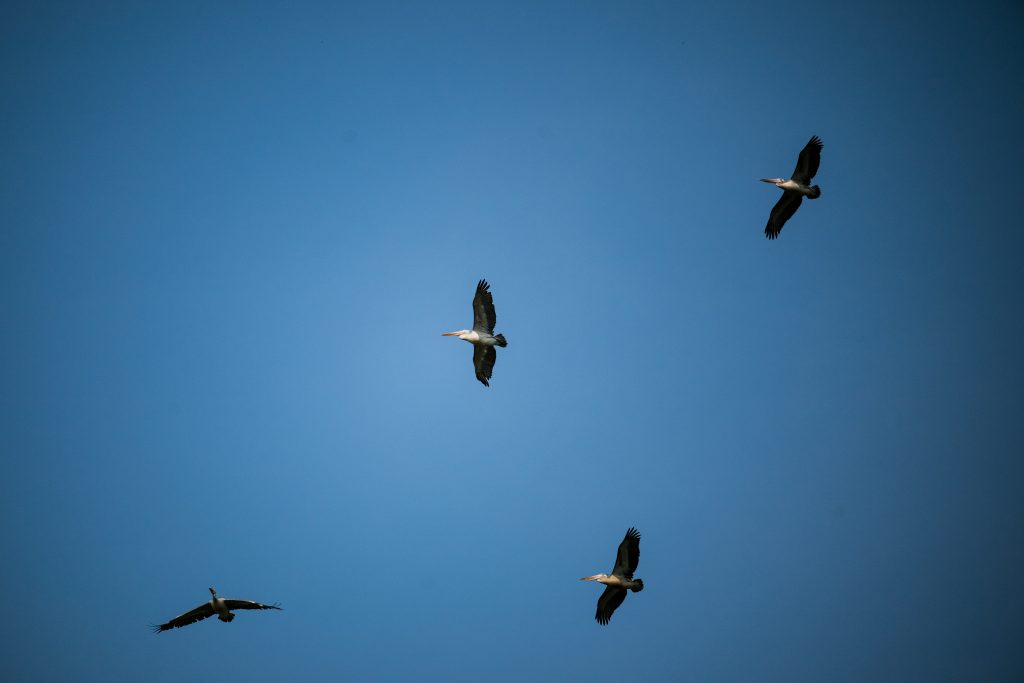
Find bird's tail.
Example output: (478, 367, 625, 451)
(219, 613, 235, 622)
(630, 579, 644, 593)
(808, 185, 821, 199)
(494, 334, 508, 347)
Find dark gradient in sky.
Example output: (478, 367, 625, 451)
(2, 1, 1023, 681)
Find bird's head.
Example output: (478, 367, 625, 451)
(208, 587, 217, 597)
(760, 178, 784, 186)
(442, 330, 470, 340)
(580, 574, 608, 582)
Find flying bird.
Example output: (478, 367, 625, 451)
(581, 527, 644, 625)
(151, 587, 281, 633)
(760, 135, 824, 239)
(442, 279, 508, 387)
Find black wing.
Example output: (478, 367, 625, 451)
(473, 344, 496, 387)
(612, 527, 641, 578)
(765, 191, 803, 240)
(472, 279, 497, 334)
(595, 585, 627, 625)
(222, 599, 283, 612)
(151, 602, 215, 633)
(791, 135, 823, 185)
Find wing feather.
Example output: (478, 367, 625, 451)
(472, 279, 497, 334)
(765, 191, 803, 240)
(152, 602, 215, 632)
(612, 527, 641, 578)
(473, 344, 496, 387)
(595, 586, 627, 625)
(222, 599, 282, 612)
(791, 135, 823, 185)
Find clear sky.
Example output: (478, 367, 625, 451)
(2, 1, 1023, 680)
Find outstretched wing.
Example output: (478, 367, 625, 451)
(472, 279, 497, 334)
(612, 527, 641, 579)
(473, 344, 496, 387)
(152, 602, 215, 632)
(765, 191, 803, 240)
(595, 585, 627, 625)
(222, 599, 283, 612)
(791, 135, 823, 185)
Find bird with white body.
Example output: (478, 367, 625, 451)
(581, 527, 644, 625)
(151, 587, 282, 633)
(442, 279, 508, 387)
(761, 135, 824, 239)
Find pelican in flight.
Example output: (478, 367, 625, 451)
(442, 279, 508, 387)
(151, 587, 281, 633)
(581, 527, 644, 625)
(761, 135, 824, 239)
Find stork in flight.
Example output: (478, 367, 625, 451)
(442, 279, 508, 387)
(761, 135, 824, 239)
(151, 587, 281, 633)
(581, 527, 644, 625)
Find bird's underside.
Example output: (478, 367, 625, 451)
(152, 590, 282, 633)
(583, 527, 644, 625)
(762, 135, 823, 239)
(444, 279, 507, 387)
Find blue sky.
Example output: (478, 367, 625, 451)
(2, 1, 1023, 680)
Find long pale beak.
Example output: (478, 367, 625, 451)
(580, 575, 600, 581)
(760, 178, 782, 184)
(441, 332, 460, 336)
